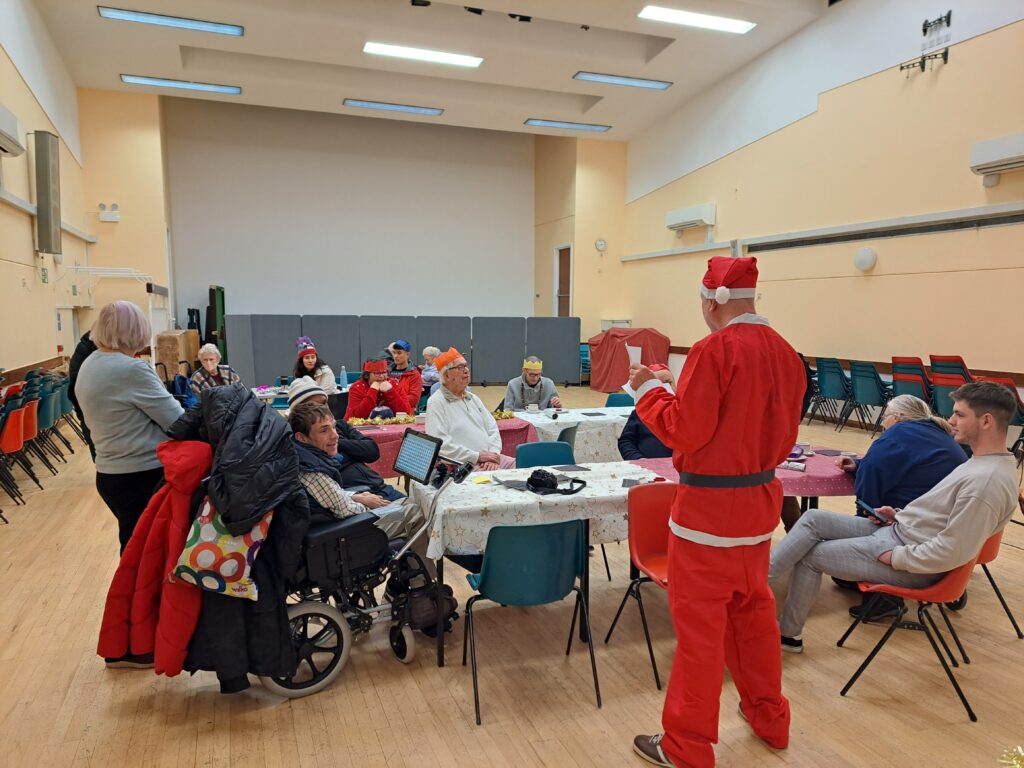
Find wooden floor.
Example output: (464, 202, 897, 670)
(1, 385, 1022, 767)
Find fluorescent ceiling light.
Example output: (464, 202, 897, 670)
(525, 119, 610, 133)
(573, 71, 672, 90)
(98, 6, 243, 36)
(344, 98, 443, 116)
(363, 42, 482, 68)
(120, 74, 241, 94)
(638, 5, 756, 34)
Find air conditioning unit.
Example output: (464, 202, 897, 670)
(0, 103, 26, 157)
(970, 133, 1024, 181)
(665, 203, 716, 232)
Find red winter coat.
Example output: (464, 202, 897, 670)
(96, 440, 211, 675)
(391, 365, 423, 411)
(345, 377, 411, 419)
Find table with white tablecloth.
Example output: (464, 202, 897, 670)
(513, 406, 635, 463)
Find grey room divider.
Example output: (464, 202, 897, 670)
(251, 314, 302, 385)
(526, 317, 581, 385)
(415, 316, 472, 369)
(359, 316, 416, 364)
(470, 317, 526, 386)
(224, 314, 255, 387)
(301, 315, 361, 375)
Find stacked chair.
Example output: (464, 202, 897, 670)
(849, 361, 893, 437)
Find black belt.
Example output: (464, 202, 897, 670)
(677, 469, 776, 489)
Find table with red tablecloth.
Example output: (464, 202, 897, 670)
(632, 450, 855, 502)
(356, 418, 538, 479)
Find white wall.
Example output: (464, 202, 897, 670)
(162, 98, 534, 320)
(0, 0, 81, 160)
(627, 0, 1024, 202)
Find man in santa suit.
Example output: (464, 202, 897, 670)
(630, 256, 806, 768)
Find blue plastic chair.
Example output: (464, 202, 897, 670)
(815, 358, 863, 432)
(604, 393, 634, 407)
(346, 371, 361, 385)
(516, 440, 611, 581)
(271, 396, 289, 409)
(462, 520, 601, 724)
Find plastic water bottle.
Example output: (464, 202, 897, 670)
(339, 365, 348, 390)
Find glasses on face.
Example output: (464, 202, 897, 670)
(449, 363, 469, 372)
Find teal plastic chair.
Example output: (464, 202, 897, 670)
(271, 396, 289, 409)
(929, 355, 973, 383)
(849, 361, 892, 437)
(346, 371, 361, 385)
(462, 520, 601, 724)
(816, 358, 863, 431)
(930, 375, 964, 419)
(556, 424, 578, 451)
(416, 393, 429, 414)
(516, 440, 574, 467)
(604, 393, 633, 407)
(516, 440, 611, 582)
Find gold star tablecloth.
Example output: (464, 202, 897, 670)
(409, 461, 668, 559)
(513, 406, 635, 463)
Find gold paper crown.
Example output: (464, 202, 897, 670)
(522, 359, 543, 371)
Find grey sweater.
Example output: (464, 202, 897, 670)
(503, 375, 559, 411)
(891, 453, 1019, 573)
(75, 351, 184, 474)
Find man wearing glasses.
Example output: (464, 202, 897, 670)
(425, 348, 515, 471)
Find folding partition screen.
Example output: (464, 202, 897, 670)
(224, 314, 255, 386)
(359, 316, 417, 364)
(250, 314, 303, 385)
(301, 315, 361, 374)
(526, 317, 581, 385)
(415, 316, 472, 369)
(470, 317, 526, 385)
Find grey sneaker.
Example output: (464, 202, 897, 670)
(633, 733, 674, 767)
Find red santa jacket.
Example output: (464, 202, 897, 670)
(636, 315, 805, 545)
(96, 440, 210, 674)
(345, 377, 411, 418)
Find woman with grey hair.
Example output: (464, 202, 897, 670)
(76, 301, 184, 554)
(420, 345, 442, 390)
(190, 342, 241, 397)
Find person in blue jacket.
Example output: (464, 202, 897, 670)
(836, 393, 967, 616)
(618, 364, 674, 460)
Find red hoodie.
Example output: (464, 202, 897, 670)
(96, 440, 211, 675)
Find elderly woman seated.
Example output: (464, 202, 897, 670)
(425, 347, 514, 471)
(502, 356, 562, 411)
(189, 343, 241, 397)
(345, 358, 411, 419)
(420, 346, 441, 391)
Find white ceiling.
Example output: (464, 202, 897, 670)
(35, 0, 826, 139)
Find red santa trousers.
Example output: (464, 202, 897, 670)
(661, 535, 790, 768)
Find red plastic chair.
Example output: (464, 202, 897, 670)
(0, 407, 42, 490)
(836, 532, 1004, 722)
(891, 373, 931, 403)
(604, 482, 675, 689)
(974, 531, 1023, 639)
(2, 381, 26, 403)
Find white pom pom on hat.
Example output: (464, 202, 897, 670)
(714, 286, 731, 304)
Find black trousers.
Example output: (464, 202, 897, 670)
(95, 467, 164, 554)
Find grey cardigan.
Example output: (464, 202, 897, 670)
(75, 351, 185, 473)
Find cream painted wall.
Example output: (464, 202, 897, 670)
(0, 45, 87, 368)
(76, 89, 169, 330)
(572, 139, 627, 340)
(619, 22, 1024, 373)
(533, 136, 575, 318)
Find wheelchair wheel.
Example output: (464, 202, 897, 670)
(261, 602, 352, 698)
(389, 623, 416, 664)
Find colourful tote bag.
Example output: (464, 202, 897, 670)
(172, 497, 274, 601)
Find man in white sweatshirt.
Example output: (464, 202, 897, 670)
(769, 381, 1020, 652)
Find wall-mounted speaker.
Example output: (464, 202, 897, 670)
(34, 130, 61, 255)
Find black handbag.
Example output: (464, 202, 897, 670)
(526, 469, 587, 496)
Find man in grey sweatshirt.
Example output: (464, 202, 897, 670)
(769, 381, 1020, 651)
(502, 356, 562, 411)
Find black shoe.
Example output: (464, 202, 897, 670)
(849, 596, 905, 622)
(944, 590, 968, 612)
(780, 635, 803, 654)
(831, 576, 860, 592)
(104, 652, 154, 669)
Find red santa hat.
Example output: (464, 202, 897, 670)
(701, 256, 758, 305)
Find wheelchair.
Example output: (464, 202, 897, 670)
(260, 510, 431, 697)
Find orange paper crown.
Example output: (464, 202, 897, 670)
(433, 347, 463, 372)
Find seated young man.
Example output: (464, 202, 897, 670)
(768, 382, 1020, 653)
(288, 402, 418, 538)
(502, 356, 562, 411)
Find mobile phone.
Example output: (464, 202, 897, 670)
(856, 499, 889, 524)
